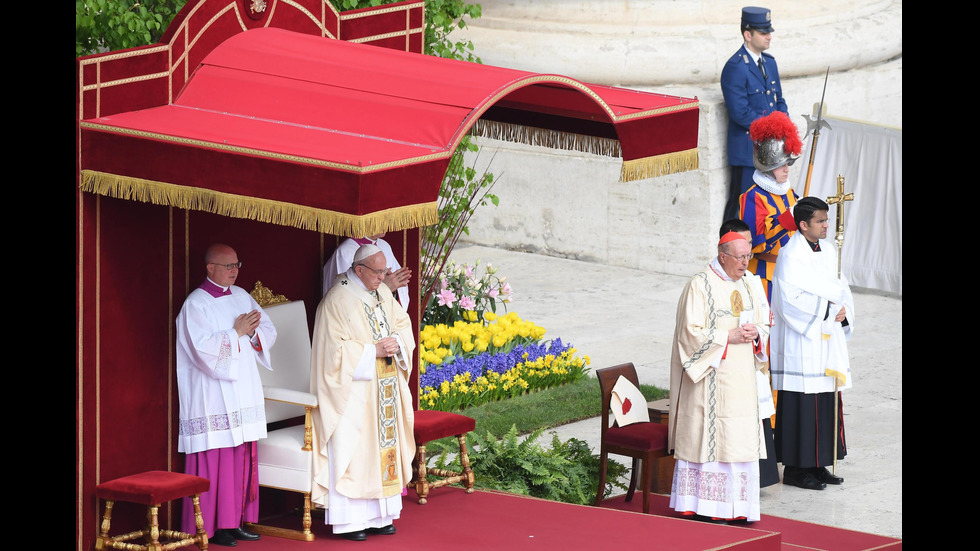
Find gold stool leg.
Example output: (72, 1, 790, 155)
(95, 499, 114, 551)
(147, 504, 162, 551)
(415, 443, 430, 504)
(458, 434, 475, 493)
(192, 494, 208, 550)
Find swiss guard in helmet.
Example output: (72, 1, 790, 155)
(739, 109, 804, 490)
(751, 110, 802, 173)
(738, 110, 803, 299)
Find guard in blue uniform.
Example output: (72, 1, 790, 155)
(721, 6, 788, 221)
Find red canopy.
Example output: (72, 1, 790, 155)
(75, 6, 698, 546)
(79, 27, 698, 237)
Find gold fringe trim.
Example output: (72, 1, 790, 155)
(470, 119, 623, 158)
(620, 149, 700, 182)
(79, 170, 438, 237)
(470, 120, 699, 181)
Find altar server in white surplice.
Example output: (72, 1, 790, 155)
(668, 232, 769, 524)
(770, 197, 854, 491)
(311, 244, 416, 542)
(176, 243, 276, 546)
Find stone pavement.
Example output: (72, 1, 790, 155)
(449, 243, 902, 539)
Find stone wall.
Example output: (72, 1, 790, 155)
(456, 1, 902, 277)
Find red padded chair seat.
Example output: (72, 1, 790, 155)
(605, 422, 669, 452)
(413, 410, 476, 443)
(95, 471, 210, 505)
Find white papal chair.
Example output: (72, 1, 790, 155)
(247, 283, 317, 541)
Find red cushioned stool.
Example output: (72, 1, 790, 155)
(410, 409, 476, 504)
(95, 471, 210, 551)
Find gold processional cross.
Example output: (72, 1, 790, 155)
(826, 174, 854, 279)
(825, 174, 854, 475)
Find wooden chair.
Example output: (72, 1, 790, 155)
(410, 409, 476, 504)
(94, 471, 209, 551)
(247, 283, 317, 541)
(594, 363, 669, 514)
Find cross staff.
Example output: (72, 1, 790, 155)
(825, 173, 853, 475)
(826, 174, 854, 278)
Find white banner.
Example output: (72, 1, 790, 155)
(797, 116, 902, 295)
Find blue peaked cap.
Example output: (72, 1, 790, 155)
(741, 6, 774, 33)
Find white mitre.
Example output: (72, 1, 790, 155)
(610, 376, 650, 427)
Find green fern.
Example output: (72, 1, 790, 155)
(429, 424, 629, 505)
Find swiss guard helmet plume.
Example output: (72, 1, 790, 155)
(750, 111, 802, 172)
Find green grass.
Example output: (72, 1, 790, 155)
(445, 376, 668, 437)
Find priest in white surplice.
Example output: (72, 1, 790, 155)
(668, 232, 769, 524)
(770, 197, 854, 491)
(176, 243, 276, 546)
(311, 244, 416, 541)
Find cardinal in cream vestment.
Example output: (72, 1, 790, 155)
(668, 233, 769, 522)
(310, 245, 416, 537)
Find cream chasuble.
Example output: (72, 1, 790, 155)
(310, 273, 416, 512)
(668, 266, 769, 465)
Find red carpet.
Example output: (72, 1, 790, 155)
(602, 493, 902, 551)
(233, 487, 900, 550)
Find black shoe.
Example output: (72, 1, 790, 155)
(783, 466, 826, 490)
(229, 527, 261, 541)
(812, 467, 844, 485)
(341, 530, 367, 541)
(366, 524, 396, 535)
(210, 530, 238, 547)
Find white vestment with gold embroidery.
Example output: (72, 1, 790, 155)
(310, 271, 416, 533)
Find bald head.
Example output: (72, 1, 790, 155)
(205, 243, 240, 287)
(205, 243, 235, 264)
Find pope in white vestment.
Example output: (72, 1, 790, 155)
(668, 234, 769, 522)
(311, 245, 416, 539)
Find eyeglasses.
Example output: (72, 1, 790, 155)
(356, 264, 389, 276)
(209, 261, 242, 270)
(721, 251, 753, 263)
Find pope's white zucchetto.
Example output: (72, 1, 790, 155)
(353, 243, 383, 264)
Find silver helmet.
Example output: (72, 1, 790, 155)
(753, 137, 799, 172)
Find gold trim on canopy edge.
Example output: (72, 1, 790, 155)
(471, 119, 623, 158)
(79, 170, 438, 237)
(620, 148, 700, 182)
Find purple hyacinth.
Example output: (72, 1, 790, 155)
(421, 338, 574, 389)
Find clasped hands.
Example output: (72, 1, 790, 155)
(834, 305, 847, 323)
(234, 310, 262, 338)
(375, 336, 400, 358)
(728, 323, 759, 344)
(383, 266, 412, 291)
